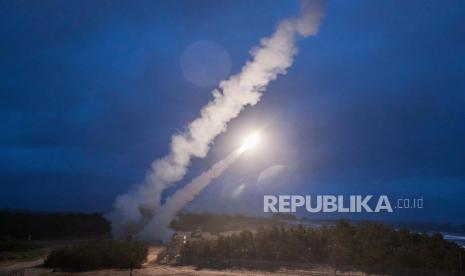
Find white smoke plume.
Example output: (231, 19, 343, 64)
(138, 149, 242, 242)
(108, 0, 325, 239)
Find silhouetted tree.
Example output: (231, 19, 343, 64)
(0, 211, 110, 240)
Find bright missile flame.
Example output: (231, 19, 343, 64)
(239, 132, 261, 152)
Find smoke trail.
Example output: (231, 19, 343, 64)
(138, 149, 242, 242)
(108, 0, 325, 239)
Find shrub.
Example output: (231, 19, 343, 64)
(180, 221, 465, 274)
(44, 240, 148, 271)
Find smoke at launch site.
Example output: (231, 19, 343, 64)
(138, 149, 242, 242)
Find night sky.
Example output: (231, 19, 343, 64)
(1, 0, 464, 223)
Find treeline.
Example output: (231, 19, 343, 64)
(0, 211, 110, 240)
(170, 213, 277, 234)
(180, 220, 465, 274)
(391, 221, 465, 235)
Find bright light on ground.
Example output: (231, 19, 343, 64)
(239, 132, 261, 152)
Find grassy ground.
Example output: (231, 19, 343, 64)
(1, 245, 372, 276)
(24, 246, 370, 276)
(0, 240, 49, 267)
(27, 265, 371, 276)
(0, 248, 47, 263)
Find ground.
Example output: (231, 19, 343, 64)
(0, 246, 370, 276)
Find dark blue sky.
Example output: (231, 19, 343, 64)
(1, 0, 464, 223)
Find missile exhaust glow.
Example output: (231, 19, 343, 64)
(239, 132, 261, 152)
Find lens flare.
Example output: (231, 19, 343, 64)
(239, 132, 261, 152)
